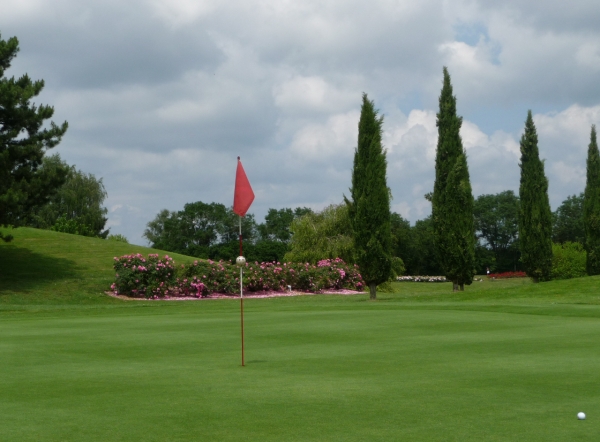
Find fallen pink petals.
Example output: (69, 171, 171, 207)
(107, 288, 363, 301)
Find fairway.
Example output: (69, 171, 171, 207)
(2, 297, 599, 441)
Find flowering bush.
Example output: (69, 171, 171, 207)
(396, 275, 448, 282)
(112, 255, 364, 298)
(111, 253, 176, 298)
(182, 257, 364, 294)
(487, 271, 527, 279)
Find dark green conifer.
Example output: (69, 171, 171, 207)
(518, 111, 553, 282)
(346, 93, 392, 299)
(584, 125, 600, 275)
(0, 33, 68, 233)
(432, 67, 475, 291)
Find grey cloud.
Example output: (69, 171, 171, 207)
(6, 2, 222, 88)
(478, 0, 600, 33)
(2, 0, 600, 245)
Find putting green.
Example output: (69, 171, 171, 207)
(1, 298, 598, 441)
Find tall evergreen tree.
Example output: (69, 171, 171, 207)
(345, 93, 392, 299)
(518, 111, 553, 282)
(432, 67, 475, 291)
(584, 125, 600, 275)
(0, 34, 69, 236)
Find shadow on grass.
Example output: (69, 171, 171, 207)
(0, 244, 81, 293)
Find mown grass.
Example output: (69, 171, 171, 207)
(1, 227, 599, 441)
(0, 227, 196, 306)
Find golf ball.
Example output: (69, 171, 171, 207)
(577, 412, 586, 420)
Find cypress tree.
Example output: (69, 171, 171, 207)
(518, 111, 553, 282)
(432, 67, 475, 291)
(346, 93, 392, 300)
(584, 125, 600, 275)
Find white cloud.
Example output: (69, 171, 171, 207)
(534, 104, 600, 152)
(551, 161, 585, 186)
(288, 111, 359, 162)
(273, 75, 355, 114)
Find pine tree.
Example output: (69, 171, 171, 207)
(346, 93, 392, 300)
(584, 125, 600, 275)
(518, 111, 553, 282)
(0, 34, 69, 234)
(432, 67, 475, 291)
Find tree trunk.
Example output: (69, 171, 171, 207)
(532, 276, 539, 283)
(452, 281, 459, 292)
(460, 283, 464, 291)
(369, 283, 377, 300)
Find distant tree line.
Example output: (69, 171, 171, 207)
(143, 203, 311, 263)
(141, 187, 591, 276)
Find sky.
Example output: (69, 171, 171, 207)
(2, 0, 600, 246)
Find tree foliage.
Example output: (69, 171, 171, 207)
(552, 193, 584, 245)
(145, 202, 309, 263)
(473, 190, 520, 272)
(27, 155, 109, 238)
(144, 201, 256, 258)
(551, 242, 586, 280)
(432, 67, 475, 290)
(284, 203, 354, 264)
(257, 207, 312, 243)
(518, 111, 553, 282)
(390, 212, 411, 265)
(0, 34, 69, 235)
(345, 94, 392, 299)
(401, 216, 444, 276)
(584, 125, 600, 275)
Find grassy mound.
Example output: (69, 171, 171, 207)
(0, 227, 196, 306)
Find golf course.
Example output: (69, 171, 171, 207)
(1, 227, 598, 441)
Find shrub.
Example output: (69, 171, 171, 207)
(376, 281, 395, 292)
(112, 255, 365, 298)
(551, 242, 586, 280)
(181, 259, 242, 294)
(112, 254, 176, 298)
(107, 234, 129, 243)
(182, 258, 364, 294)
(389, 257, 406, 280)
(52, 215, 95, 237)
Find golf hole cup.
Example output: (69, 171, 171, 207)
(236, 256, 246, 267)
(578, 412, 586, 420)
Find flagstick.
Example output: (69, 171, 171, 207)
(239, 215, 245, 367)
(234, 155, 253, 368)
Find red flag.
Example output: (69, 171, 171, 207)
(233, 157, 255, 216)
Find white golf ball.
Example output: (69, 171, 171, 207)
(577, 412, 586, 420)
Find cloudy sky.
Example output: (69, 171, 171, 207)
(2, 0, 600, 245)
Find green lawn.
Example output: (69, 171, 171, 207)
(1, 228, 599, 441)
